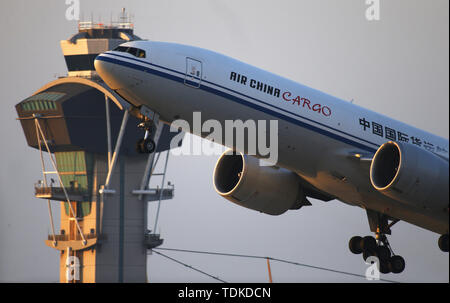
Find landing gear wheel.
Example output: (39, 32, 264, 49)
(361, 236, 377, 252)
(388, 255, 405, 274)
(136, 138, 156, 154)
(438, 234, 449, 252)
(376, 245, 391, 261)
(144, 138, 156, 153)
(142, 138, 156, 153)
(362, 249, 376, 262)
(379, 260, 391, 274)
(349, 236, 363, 254)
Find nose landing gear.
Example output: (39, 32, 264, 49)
(135, 108, 159, 154)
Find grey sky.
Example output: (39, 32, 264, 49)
(0, 0, 448, 282)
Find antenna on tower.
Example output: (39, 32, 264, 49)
(120, 7, 127, 23)
(113, 7, 133, 29)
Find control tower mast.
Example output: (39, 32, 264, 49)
(16, 12, 178, 283)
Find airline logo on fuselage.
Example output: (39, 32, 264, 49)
(229, 71, 332, 117)
(230, 71, 281, 98)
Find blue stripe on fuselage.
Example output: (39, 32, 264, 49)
(101, 53, 378, 147)
(96, 54, 378, 153)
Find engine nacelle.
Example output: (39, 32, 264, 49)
(213, 150, 305, 215)
(370, 141, 449, 212)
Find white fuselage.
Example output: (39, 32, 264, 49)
(95, 40, 449, 235)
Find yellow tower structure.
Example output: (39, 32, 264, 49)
(16, 15, 176, 282)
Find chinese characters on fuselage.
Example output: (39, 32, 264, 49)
(359, 117, 447, 154)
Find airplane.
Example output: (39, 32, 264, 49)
(94, 40, 449, 275)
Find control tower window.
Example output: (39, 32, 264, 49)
(114, 46, 146, 58)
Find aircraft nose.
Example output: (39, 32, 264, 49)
(94, 54, 123, 90)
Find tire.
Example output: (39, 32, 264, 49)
(361, 236, 377, 252)
(438, 234, 449, 252)
(379, 260, 391, 274)
(388, 255, 405, 274)
(362, 249, 376, 261)
(349, 236, 363, 254)
(376, 245, 391, 261)
(143, 138, 156, 153)
(136, 138, 156, 154)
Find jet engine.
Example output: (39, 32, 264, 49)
(370, 141, 449, 212)
(213, 150, 307, 215)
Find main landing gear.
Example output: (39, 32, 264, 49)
(349, 210, 405, 274)
(349, 234, 405, 274)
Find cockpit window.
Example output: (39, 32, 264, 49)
(113, 46, 146, 58)
(127, 47, 138, 57)
(114, 46, 128, 52)
(136, 49, 146, 58)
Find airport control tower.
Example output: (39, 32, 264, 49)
(16, 12, 179, 282)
